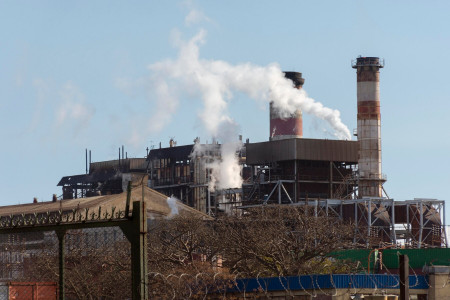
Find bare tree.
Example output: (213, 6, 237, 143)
(216, 205, 356, 278)
(11, 205, 356, 298)
(146, 205, 356, 297)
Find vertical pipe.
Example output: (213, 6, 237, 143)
(89, 150, 91, 169)
(294, 140, 297, 203)
(278, 181, 281, 204)
(125, 181, 131, 218)
(207, 188, 211, 216)
(294, 160, 297, 203)
(443, 201, 448, 247)
(406, 203, 410, 245)
(368, 200, 372, 243)
(354, 202, 358, 243)
(391, 199, 396, 244)
(419, 200, 424, 248)
(314, 200, 318, 217)
(85, 149, 88, 174)
(329, 161, 333, 198)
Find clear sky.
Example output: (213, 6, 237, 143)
(0, 1, 449, 216)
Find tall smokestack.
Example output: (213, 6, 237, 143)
(352, 56, 385, 198)
(269, 72, 304, 141)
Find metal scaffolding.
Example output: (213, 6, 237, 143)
(241, 198, 447, 248)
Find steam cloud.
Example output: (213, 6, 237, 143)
(167, 196, 180, 217)
(56, 81, 94, 129)
(149, 28, 351, 191)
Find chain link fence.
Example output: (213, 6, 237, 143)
(0, 200, 146, 300)
(0, 227, 132, 300)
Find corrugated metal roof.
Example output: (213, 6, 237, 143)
(0, 186, 210, 220)
(246, 138, 359, 164)
(233, 274, 428, 292)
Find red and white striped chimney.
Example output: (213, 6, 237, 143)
(352, 56, 385, 198)
(269, 72, 304, 141)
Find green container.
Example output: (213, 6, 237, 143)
(332, 248, 450, 271)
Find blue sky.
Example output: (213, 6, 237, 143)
(0, 1, 449, 215)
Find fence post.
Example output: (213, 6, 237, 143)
(56, 229, 66, 300)
(121, 201, 148, 300)
(399, 254, 409, 300)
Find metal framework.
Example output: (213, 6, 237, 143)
(0, 200, 149, 300)
(243, 160, 358, 205)
(241, 198, 447, 248)
(395, 199, 447, 248)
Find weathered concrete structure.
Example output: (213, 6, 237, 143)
(352, 57, 385, 198)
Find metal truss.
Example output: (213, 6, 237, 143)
(257, 198, 447, 248)
(263, 180, 294, 205)
(395, 199, 447, 248)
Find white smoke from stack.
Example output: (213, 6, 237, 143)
(150, 29, 351, 140)
(149, 28, 351, 190)
(191, 120, 243, 192)
(167, 196, 179, 217)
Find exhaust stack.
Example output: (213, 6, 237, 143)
(352, 56, 385, 198)
(269, 72, 304, 141)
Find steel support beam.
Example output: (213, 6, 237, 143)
(56, 229, 66, 300)
(121, 201, 148, 300)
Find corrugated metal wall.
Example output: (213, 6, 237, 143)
(246, 138, 358, 164)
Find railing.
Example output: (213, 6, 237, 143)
(351, 57, 385, 68)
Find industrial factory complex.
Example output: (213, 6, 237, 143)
(0, 56, 448, 299)
(54, 57, 446, 249)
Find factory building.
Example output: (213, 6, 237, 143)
(56, 57, 446, 248)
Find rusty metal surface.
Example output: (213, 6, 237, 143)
(90, 158, 147, 173)
(246, 138, 358, 164)
(356, 70, 380, 82)
(357, 100, 381, 119)
(270, 117, 302, 138)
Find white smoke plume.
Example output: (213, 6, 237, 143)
(56, 81, 94, 129)
(190, 120, 243, 192)
(150, 29, 351, 140)
(149, 27, 351, 191)
(167, 196, 180, 217)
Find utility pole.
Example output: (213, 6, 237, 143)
(399, 254, 409, 300)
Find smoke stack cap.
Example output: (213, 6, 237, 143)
(283, 72, 305, 87)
